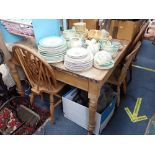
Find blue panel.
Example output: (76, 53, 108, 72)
(100, 96, 116, 124)
(32, 19, 61, 45)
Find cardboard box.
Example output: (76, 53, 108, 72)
(68, 19, 80, 29)
(109, 20, 142, 41)
(68, 19, 99, 30)
(83, 19, 99, 30)
(62, 88, 116, 135)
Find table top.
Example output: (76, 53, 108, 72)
(8, 37, 130, 81)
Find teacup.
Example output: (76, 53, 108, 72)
(63, 29, 78, 41)
(101, 29, 109, 38)
(111, 40, 123, 50)
(87, 43, 100, 56)
(69, 37, 83, 48)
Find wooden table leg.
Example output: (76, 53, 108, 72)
(7, 60, 24, 96)
(88, 80, 101, 135)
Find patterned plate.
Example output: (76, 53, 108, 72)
(39, 36, 66, 48)
(94, 60, 114, 69)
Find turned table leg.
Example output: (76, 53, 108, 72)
(88, 97, 99, 135)
(50, 94, 55, 124)
(7, 60, 24, 96)
(88, 80, 101, 135)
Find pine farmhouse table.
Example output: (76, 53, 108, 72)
(7, 38, 130, 134)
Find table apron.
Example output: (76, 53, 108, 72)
(54, 69, 89, 91)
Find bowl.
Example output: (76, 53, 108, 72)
(94, 51, 112, 66)
(101, 29, 109, 38)
(69, 37, 83, 48)
(101, 41, 119, 54)
(111, 40, 123, 49)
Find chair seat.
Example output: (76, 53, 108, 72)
(108, 66, 122, 85)
(31, 81, 65, 95)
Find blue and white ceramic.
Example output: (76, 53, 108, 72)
(94, 51, 114, 69)
(39, 36, 66, 48)
(64, 48, 93, 72)
(38, 36, 67, 63)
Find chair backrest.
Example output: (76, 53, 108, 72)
(12, 44, 57, 92)
(118, 41, 141, 84)
(129, 21, 149, 52)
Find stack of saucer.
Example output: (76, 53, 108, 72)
(38, 36, 67, 63)
(64, 47, 93, 72)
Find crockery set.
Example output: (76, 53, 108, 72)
(64, 47, 93, 72)
(38, 36, 67, 63)
(38, 23, 123, 72)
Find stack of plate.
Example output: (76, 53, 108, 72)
(64, 47, 93, 72)
(38, 36, 67, 63)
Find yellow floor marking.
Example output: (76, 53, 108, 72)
(132, 115, 148, 122)
(125, 98, 148, 123)
(133, 98, 142, 117)
(125, 107, 135, 122)
(132, 65, 155, 73)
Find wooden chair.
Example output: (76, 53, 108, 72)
(108, 41, 141, 106)
(128, 20, 149, 58)
(12, 44, 65, 124)
(126, 21, 149, 83)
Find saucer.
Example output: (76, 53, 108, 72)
(94, 60, 114, 69)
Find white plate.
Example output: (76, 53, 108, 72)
(64, 60, 93, 68)
(94, 60, 114, 69)
(41, 56, 64, 63)
(64, 63, 93, 72)
(64, 60, 93, 66)
(66, 47, 89, 59)
(41, 54, 64, 60)
(38, 44, 67, 51)
(47, 59, 64, 63)
(39, 50, 66, 56)
(64, 53, 93, 64)
(39, 36, 66, 48)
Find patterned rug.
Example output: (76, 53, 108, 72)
(0, 96, 50, 135)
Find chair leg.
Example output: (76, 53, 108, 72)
(128, 66, 132, 84)
(40, 93, 44, 102)
(30, 92, 35, 106)
(117, 86, 120, 107)
(53, 94, 62, 108)
(122, 79, 127, 95)
(50, 94, 55, 124)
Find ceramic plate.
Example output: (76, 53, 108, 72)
(65, 53, 93, 64)
(111, 40, 123, 49)
(66, 47, 88, 59)
(64, 60, 93, 68)
(39, 50, 66, 56)
(39, 54, 66, 59)
(39, 36, 66, 48)
(46, 58, 64, 63)
(64, 63, 93, 72)
(38, 44, 67, 51)
(94, 60, 114, 69)
(41, 56, 64, 63)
